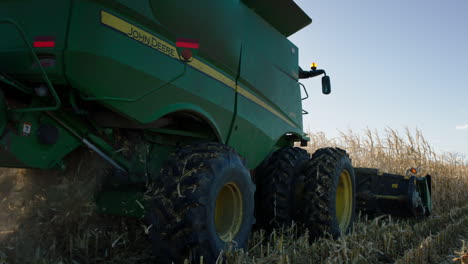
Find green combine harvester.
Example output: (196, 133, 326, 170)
(0, 0, 432, 262)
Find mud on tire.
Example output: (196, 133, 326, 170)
(147, 142, 255, 263)
(254, 146, 309, 230)
(297, 147, 356, 239)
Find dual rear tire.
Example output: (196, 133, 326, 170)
(254, 146, 309, 230)
(147, 143, 356, 263)
(256, 146, 356, 238)
(297, 147, 356, 238)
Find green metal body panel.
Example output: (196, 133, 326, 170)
(0, 0, 311, 215)
(0, 111, 80, 168)
(0, 1, 434, 220)
(150, 0, 242, 77)
(241, 0, 312, 37)
(0, 0, 71, 84)
(239, 5, 303, 127)
(0, 0, 310, 170)
(228, 4, 304, 166)
(65, 0, 236, 141)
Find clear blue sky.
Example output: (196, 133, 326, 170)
(289, 0, 468, 157)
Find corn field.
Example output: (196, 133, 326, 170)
(0, 128, 467, 263)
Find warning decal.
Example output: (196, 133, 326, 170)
(22, 123, 32, 136)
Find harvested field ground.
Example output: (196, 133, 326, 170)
(0, 129, 467, 263)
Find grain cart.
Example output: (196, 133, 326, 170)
(0, 0, 431, 262)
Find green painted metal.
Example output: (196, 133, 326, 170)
(0, 0, 309, 165)
(0, 112, 80, 169)
(0, 0, 71, 84)
(0, 73, 32, 95)
(149, 127, 215, 139)
(0, 19, 61, 112)
(64, 0, 307, 167)
(0, 0, 313, 215)
(79, 65, 187, 102)
(44, 111, 134, 175)
(241, 0, 312, 37)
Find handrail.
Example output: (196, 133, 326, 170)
(0, 19, 61, 112)
(0, 72, 32, 94)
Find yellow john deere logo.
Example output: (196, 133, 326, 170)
(100, 11, 178, 59)
(100, 10, 297, 129)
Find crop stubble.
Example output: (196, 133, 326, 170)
(0, 128, 467, 263)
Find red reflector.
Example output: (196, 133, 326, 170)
(176, 37, 199, 49)
(34, 41, 55, 48)
(181, 49, 193, 61)
(33, 36, 55, 48)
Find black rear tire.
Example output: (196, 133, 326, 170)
(297, 147, 356, 239)
(147, 142, 255, 263)
(254, 146, 309, 230)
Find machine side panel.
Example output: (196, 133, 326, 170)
(65, 1, 236, 141)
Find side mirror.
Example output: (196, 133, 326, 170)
(322, 75, 331, 95)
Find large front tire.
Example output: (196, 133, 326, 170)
(298, 147, 356, 239)
(147, 143, 255, 263)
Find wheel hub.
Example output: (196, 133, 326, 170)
(214, 182, 243, 242)
(336, 170, 353, 232)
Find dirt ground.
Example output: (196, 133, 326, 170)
(0, 164, 95, 263)
(0, 150, 154, 264)
(0, 151, 466, 264)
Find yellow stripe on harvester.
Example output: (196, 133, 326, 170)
(100, 10, 297, 129)
(237, 86, 297, 128)
(187, 59, 236, 89)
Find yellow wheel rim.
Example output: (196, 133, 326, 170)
(214, 182, 243, 242)
(336, 170, 353, 232)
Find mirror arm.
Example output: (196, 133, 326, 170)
(298, 68, 327, 79)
